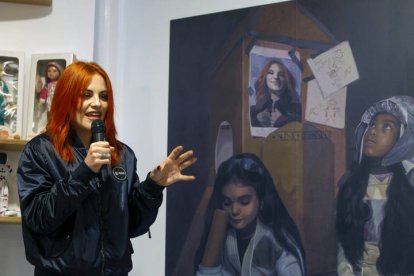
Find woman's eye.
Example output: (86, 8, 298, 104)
(239, 196, 252, 206)
(222, 198, 232, 207)
(83, 91, 92, 98)
(100, 93, 108, 101)
(383, 123, 392, 130)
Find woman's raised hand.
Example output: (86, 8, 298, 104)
(150, 146, 197, 187)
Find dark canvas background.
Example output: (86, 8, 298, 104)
(167, 0, 414, 274)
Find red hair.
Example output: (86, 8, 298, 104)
(46, 61, 122, 164)
(254, 60, 296, 112)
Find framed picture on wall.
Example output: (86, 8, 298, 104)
(0, 51, 25, 139)
(26, 53, 76, 139)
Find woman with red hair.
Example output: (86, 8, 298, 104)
(250, 60, 301, 128)
(18, 61, 197, 276)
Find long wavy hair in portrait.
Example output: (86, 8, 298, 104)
(336, 157, 414, 274)
(254, 60, 297, 113)
(46, 61, 123, 164)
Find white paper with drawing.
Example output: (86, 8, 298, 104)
(307, 41, 359, 97)
(305, 79, 346, 129)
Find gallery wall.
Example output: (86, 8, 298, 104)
(0, 0, 94, 275)
(117, 1, 284, 275)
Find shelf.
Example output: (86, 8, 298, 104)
(0, 0, 51, 6)
(0, 138, 28, 151)
(0, 216, 21, 224)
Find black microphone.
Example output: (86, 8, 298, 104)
(91, 119, 108, 182)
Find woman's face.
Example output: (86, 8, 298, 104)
(363, 113, 401, 158)
(47, 65, 60, 81)
(221, 182, 259, 231)
(266, 63, 286, 92)
(73, 74, 108, 136)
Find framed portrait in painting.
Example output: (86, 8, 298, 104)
(0, 51, 25, 139)
(248, 41, 303, 137)
(26, 53, 76, 139)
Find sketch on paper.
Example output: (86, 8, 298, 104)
(305, 79, 346, 129)
(307, 41, 359, 97)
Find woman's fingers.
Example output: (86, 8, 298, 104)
(168, 145, 184, 160)
(178, 156, 197, 171)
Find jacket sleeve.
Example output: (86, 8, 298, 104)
(337, 243, 355, 276)
(18, 140, 96, 234)
(128, 154, 165, 238)
(275, 250, 303, 276)
(196, 265, 232, 276)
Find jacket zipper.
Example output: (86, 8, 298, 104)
(96, 177, 105, 275)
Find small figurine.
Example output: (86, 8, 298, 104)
(34, 61, 63, 132)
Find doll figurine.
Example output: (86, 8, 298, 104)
(0, 60, 10, 126)
(38, 62, 63, 113)
(34, 61, 63, 132)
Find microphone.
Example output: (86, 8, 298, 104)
(91, 119, 108, 182)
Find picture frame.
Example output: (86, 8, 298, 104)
(26, 53, 76, 139)
(0, 51, 25, 139)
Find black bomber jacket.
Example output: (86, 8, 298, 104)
(17, 130, 164, 275)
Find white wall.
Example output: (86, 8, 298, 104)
(0, 0, 285, 275)
(0, 0, 96, 138)
(0, 1, 95, 275)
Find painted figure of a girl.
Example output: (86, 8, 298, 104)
(196, 153, 305, 275)
(336, 95, 414, 275)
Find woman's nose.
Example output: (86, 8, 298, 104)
(231, 204, 240, 216)
(91, 95, 101, 107)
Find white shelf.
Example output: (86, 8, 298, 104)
(0, 0, 51, 6)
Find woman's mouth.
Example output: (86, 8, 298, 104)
(86, 112, 102, 120)
(365, 138, 376, 145)
(270, 80, 280, 86)
(230, 218, 243, 225)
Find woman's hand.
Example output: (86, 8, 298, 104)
(270, 108, 282, 125)
(150, 146, 197, 187)
(256, 110, 271, 127)
(85, 141, 112, 173)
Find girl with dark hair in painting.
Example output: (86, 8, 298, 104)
(336, 95, 414, 275)
(250, 60, 301, 128)
(196, 153, 305, 276)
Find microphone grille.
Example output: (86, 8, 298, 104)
(91, 119, 106, 134)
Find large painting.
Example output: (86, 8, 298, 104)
(167, 0, 414, 275)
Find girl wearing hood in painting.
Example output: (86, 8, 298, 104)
(196, 153, 305, 276)
(336, 95, 414, 275)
